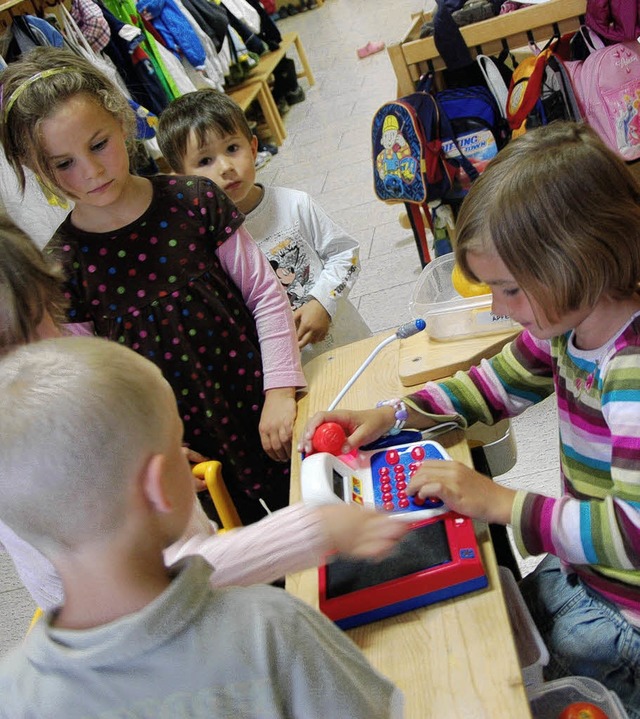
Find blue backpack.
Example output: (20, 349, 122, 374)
(433, 85, 508, 193)
(372, 90, 478, 265)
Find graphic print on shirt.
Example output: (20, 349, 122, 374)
(261, 226, 315, 310)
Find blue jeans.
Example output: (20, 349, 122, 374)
(519, 555, 640, 719)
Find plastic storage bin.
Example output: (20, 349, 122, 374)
(528, 676, 629, 719)
(409, 253, 520, 341)
(499, 566, 549, 688)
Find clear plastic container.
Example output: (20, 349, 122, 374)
(499, 567, 549, 688)
(409, 253, 520, 341)
(528, 676, 629, 719)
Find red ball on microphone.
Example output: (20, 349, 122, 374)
(312, 422, 347, 455)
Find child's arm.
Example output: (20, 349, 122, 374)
(164, 502, 407, 587)
(510, 351, 640, 574)
(300, 330, 556, 454)
(217, 226, 306, 460)
(293, 194, 362, 348)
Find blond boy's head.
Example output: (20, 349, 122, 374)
(0, 337, 188, 557)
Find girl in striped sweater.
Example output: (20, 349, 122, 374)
(302, 123, 640, 717)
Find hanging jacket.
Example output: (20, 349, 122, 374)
(181, 0, 228, 53)
(136, 0, 206, 69)
(244, 0, 280, 51)
(586, 0, 640, 42)
(98, 1, 170, 114)
(71, 0, 111, 52)
(102, 0, 181, 99)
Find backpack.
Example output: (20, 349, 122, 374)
(432, 84, 508, 193)
(372, 90, 478, 266)
(586, 0, 640, 43)
(506, 45, 582, 138)
(564, 37, 640, 161)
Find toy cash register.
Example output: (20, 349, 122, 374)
(301, 424, 488, 629)
(301, 426, 450, 521)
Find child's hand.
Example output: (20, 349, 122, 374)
(407, 460, 516, 525)
(260, 387, 297, 462)
(293, 299, 331, 349)
(299, 407, 396, 455)
(182, 446, 210, 492)
(317, 504, 409, 558)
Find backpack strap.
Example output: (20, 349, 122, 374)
(477, 54, 509, 118)
(436, 103, 480, 183)
(405, 202, 433, 266)
(416, 75, 480, 184)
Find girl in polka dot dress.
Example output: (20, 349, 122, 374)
(0, 47, 306, 525)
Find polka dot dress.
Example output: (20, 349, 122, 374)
(48, 175, 290, 523)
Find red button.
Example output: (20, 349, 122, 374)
(397, 490, 407, 499)
(411, 446, 426, 461)
(385, 450, 399, 465)
(398, 498, 410, 508)
(412, 495, 425, 506)
(381, 492, 393, 503)
(408, 462, 418, 472)
(395, 480, 407, 490)
(393, 463, 405, 473)
(380, 482, 391, 492)
(383, 502, 395, 511)
(379, 466, 390, 476)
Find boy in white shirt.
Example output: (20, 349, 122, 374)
(157, 89, 371, 361)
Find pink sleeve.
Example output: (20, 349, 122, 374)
(216, 226, 306, 391)
(63, 322, 95, 337)
(165, 502, 332, 586)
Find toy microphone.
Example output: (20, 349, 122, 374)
(327, 319, 426, 411)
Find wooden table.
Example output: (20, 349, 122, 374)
(287, 332, 531, 718)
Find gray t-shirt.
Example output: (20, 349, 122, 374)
(0, 557, 403, 718)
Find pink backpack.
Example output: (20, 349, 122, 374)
(565, 34, 640, 160)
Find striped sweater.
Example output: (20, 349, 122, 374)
(407, 320, 640, 624)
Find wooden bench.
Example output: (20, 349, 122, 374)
(227, 79, 287, 146)
(241, 30, 315, 88)
(387, 0, 587, 96)
(225, 31, 315, 145)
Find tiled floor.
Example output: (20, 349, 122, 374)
(0, 0, 560, 655)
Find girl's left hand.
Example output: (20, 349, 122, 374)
(407, 460, 516, 525)
(260, 387, 297, 462)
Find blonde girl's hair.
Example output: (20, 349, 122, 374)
(455, 122, 640, 322)
(0, 337, 173, 553)
(157, 88, 254, 173)
(0, 213, 67, 351)
(0, 46, 136, 199)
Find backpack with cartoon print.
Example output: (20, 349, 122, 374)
(371, 90, 478, 265)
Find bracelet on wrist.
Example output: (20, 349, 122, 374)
(376, 398, 409, 436)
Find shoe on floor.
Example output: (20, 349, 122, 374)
(357, 40, 385, 59)
(285, 86, 305, 105)
(260, 142, 278, 156)
(276, 98, 290, 115)
(255, 150, 272, 170)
